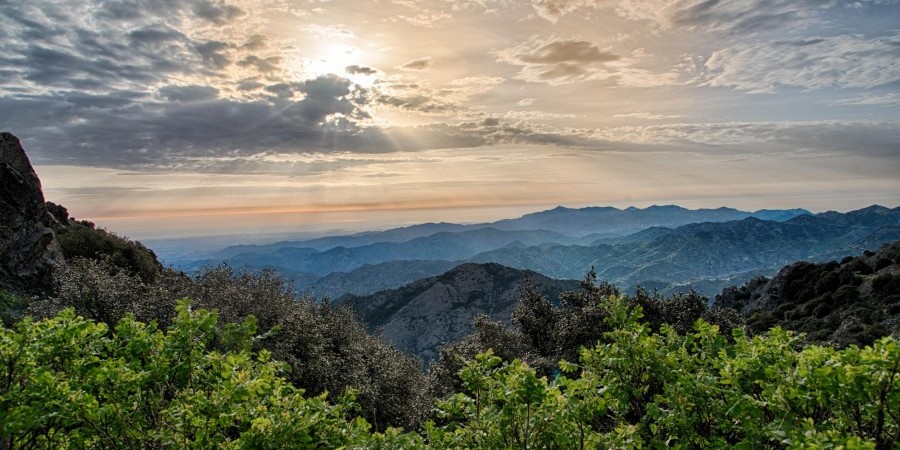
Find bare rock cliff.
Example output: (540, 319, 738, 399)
(0, 132, 64, 295)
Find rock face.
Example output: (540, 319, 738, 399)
(0, 132, 64, 295)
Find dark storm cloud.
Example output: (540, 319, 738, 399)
(0, 3, 230, 93)
(237, 80, 265, 91)
(128, 25, 186, 46)
(242, 35, 270, 51)
(194, 41, 232, 70)
(373, 93, 458, 113)
(0, 0, 278, 96)
(94, 0, 245, 24)
(190, 0, 246, 24)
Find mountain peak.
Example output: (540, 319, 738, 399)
(338, 263, 579, 363)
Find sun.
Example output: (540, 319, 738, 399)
(305, 44, 376, 86)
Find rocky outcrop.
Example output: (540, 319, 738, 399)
(0, 132, 64, 295)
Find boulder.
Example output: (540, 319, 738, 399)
(0, 132, 64, 295)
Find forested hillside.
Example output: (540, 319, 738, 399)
(715, 241, 900, 347)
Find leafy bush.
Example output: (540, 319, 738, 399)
(188, 265, 431, 430)
(727, 243, 900, 348)
(0, 302, 374, 449)
(2, 297, 897, 449)
(28, 261, 430, 430)
(0, 290, 27, 327)
(55, 223, 163, 283)
(431, 268, 742, 397)
(428, 296, 900, 449)
(26, 258, 190, 328)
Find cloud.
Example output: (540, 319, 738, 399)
(157, 85, 219, 102)
(1, 74, 387, 167)
(395, 117, 598, 150)
(497, 37, 675, 86)
(592, 121, 900, 158)
(517, 39, 620, 64)
(530, 0, 891, 34)
(370, 75, 504, 115)
(614, 112, 681, 120)
(303, 24, 356, 39)
(504, 110, 578, 120)
(703, 34, 900, 93)
(0, 0, 283, 96)
(346, 65, 378, 75)
(400, 58, 432, 70)
(388, 11, 452, 27)
(833, 92, 900, 107)
(497, 37, 618, 84)
(237, 55, 282, 73)
(190, 0, 245, 24)
(517, 98, 536, 106)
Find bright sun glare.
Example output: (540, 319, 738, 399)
(306, 44, 375, 86)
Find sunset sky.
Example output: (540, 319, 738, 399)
(2, 0, 899, 238)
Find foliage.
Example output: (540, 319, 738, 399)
(189, 265, 431, 430)
(26, 262, 430, 430)
(717, 241, 900, 347)
(426, 296, 900, 449)
(54, 221, 163, 284)
(26, 258, 190, 329)
(2, 297, 897, 449)
(428, 315, 536, 400)
(0, 301, 374, 449)
(0, 291, 28, 328)
(431, 267, 742, 396)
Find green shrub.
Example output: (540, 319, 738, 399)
(55, 224, 162, 283)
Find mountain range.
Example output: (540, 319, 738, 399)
(166, 205, 898, 299)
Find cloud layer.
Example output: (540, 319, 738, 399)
(0, 0, 897, 237)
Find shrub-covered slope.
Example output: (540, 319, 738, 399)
(714, 240, 900, 347)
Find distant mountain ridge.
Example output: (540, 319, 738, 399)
(164, 205, 899, 300)
(202, 204, 812, 259)
(469, 207, 900, 295)
(487, 205, 812, 236)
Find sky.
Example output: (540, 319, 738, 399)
(1, 0, 899, 239)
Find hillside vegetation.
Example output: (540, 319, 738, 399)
(715, 241, 900, 347)
(2, 297, 897, 449)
